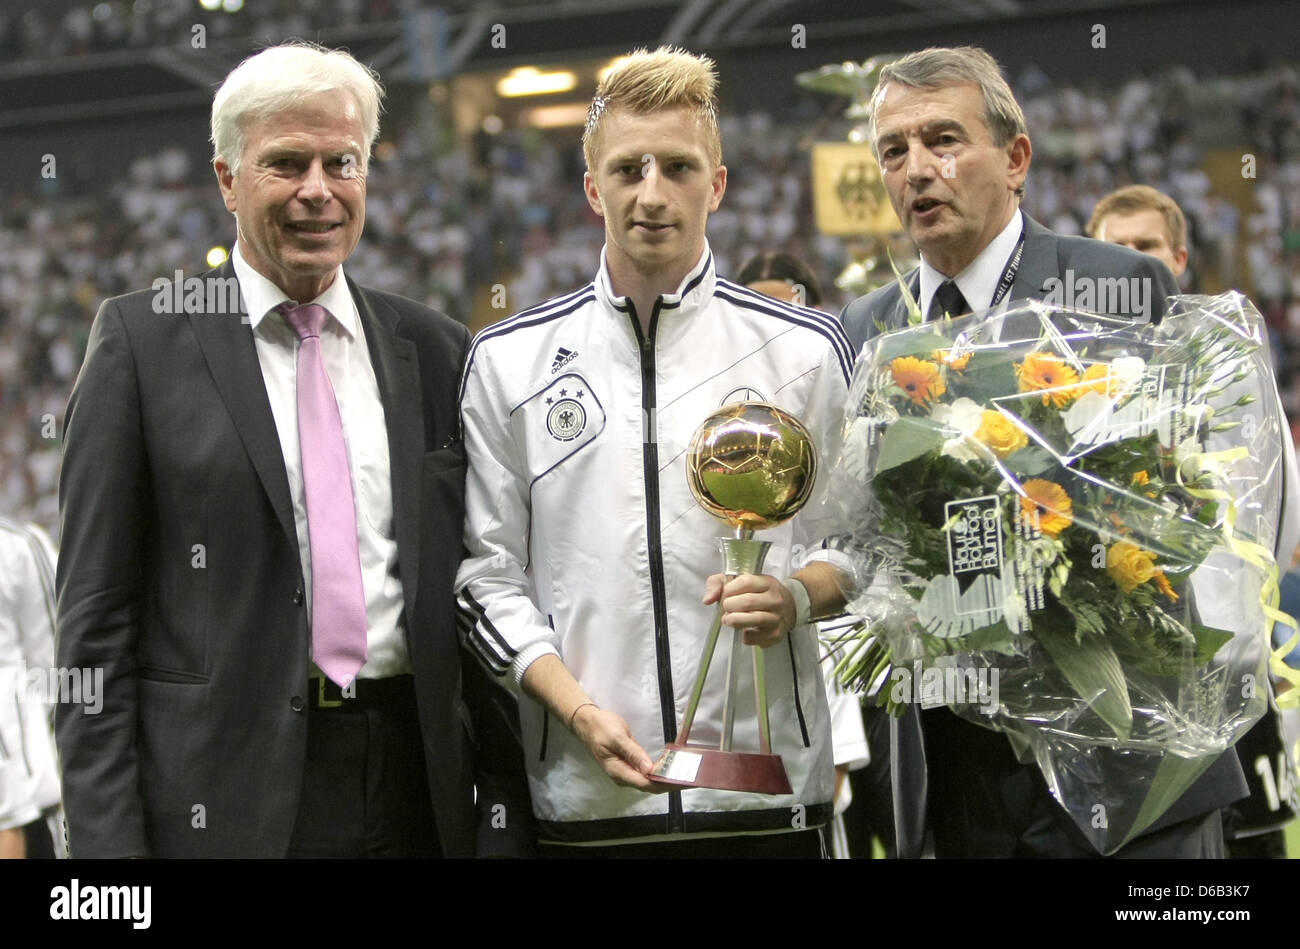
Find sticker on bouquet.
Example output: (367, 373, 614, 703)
(916, 494, 1024, 638)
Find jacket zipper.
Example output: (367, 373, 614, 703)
(539, 614, 554, 761)
(786, 636, 811, 747)
(628, 299, 684, 833)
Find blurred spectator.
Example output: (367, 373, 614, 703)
(1087, 183, 1189, 279)
(736, 250, 824, 308)
(4, 55, 1300, 542)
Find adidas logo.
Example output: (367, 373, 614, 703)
(550, 346, 578, 373)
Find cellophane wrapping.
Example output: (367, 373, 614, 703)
(830, 292, 1285, 853)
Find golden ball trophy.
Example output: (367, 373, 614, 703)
(649, 402, 817, 794)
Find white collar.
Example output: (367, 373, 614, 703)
(919, 209, 1024, 317)
(232, 244, 359, 339)
(594, 243, 716, 322)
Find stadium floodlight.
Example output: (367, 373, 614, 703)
(496, 67, 577, 98)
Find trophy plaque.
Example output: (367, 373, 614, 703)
(649, 402, 817, 794)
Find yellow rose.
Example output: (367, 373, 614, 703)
(973, 410, 1028, 458)
(1106, 540, 1157, 593)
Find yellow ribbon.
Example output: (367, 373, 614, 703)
(1177, 447, 1300, 709)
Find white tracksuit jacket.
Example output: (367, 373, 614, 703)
(456, 246, 854, 844)
(0, 519, 62, 838)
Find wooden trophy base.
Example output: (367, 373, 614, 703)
(648, 742, 793, 794)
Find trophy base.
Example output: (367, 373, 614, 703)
(647, 743, 793, 795)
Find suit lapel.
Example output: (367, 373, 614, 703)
(1007, 214, 1061, 301)
(352, 279, 424, 621)
(187, 262, 298, 552)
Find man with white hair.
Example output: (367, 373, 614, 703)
(56, 43, 530, 858)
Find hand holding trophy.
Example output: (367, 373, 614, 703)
(649, 401, 817, 793)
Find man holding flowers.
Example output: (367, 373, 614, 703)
(817, 46, 1249, 858)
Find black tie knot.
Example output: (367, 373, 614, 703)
(928, 281, 970, 322)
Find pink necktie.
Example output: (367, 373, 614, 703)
(282, 303, 368, 687)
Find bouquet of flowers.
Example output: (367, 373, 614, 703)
(828, 292, 1293, 853)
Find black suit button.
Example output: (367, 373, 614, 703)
(293, 589, 303, 605)
(290, 695, 305, 712)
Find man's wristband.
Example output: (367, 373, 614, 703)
(782, 577, 812, 628)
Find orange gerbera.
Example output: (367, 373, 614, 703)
(1020, 479, 1074, 536)
(1152, 568, 1179, 602)
(1078, 363, 1114, 396)
(1016, 351, 1080, 408)
(932, 348, 972, 371)
(890, 356, 946, 405)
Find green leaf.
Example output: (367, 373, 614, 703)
(875, 333, 955, 364)
(1190, 623, 1234, 665)
(874, 417, 945, 474)
(965, 619, 1018, 655)
(950, 354, 1018, 404)
(886, 246, 924, 326)
(1079, 431, 1162, 476)
(1072, 600, 1106, 638)
(1126, 753, 1217, 845)
(1034, 620, 1133, 741)
(1006, 446, 1057, 478)
(1195, 501, 1221, 527)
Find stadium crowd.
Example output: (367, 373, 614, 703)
(0, 0, 394, 58)
(2, 56, 1299, 542)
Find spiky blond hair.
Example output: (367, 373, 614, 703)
(582, 46, 721, 170)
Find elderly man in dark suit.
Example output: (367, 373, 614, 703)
(55, 42, 530, 858)
(828, 46, 1247, 858)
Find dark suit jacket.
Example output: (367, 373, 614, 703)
(843, 214, 1174, 351)
(839, 214, 1248, 857)
(55, 261, 532, 857)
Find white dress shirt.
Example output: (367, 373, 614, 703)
(233, 247, 408, 678)
(919, 209, 1026, 317)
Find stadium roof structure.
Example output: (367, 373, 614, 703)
(0, 0, 1226, 130)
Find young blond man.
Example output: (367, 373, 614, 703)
(456, 48, 854, 857)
